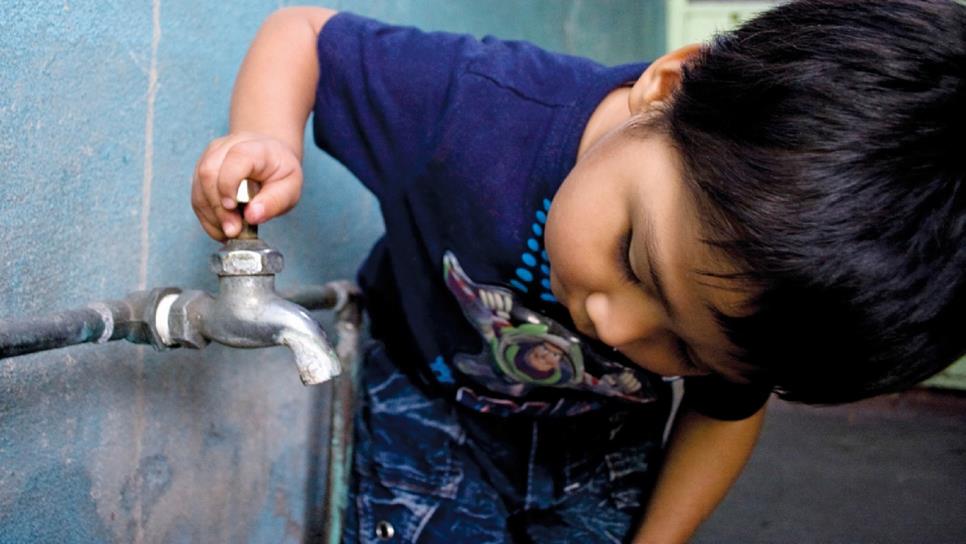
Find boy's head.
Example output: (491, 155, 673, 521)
(545, 0, 965, 404)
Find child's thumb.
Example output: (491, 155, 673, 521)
(244, 175, 302, 224)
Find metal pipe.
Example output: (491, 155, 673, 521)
(0, 289, 177, 358)
(280, 280, 359, 313)
(322, 324, 361, 544)
(0, 304, 126, 358)
(0, 282, 359, 362)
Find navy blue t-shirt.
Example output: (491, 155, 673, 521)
(313, 12, 769, 420)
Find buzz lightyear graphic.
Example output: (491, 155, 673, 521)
(442, 251, 654, 403)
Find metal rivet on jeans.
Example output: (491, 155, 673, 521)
(376, 520, 395, 540)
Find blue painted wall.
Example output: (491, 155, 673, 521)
(0, 1, 665, 542)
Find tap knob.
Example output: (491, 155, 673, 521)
(235, 179, 260, 240)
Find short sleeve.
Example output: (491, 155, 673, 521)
(313, 12, 480, 199)
(682, 375, 772, 421)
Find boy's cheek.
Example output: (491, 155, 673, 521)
(549, 270, 562, 300)
(548, 269, 569, 306)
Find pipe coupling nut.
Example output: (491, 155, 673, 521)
(211, 239, 284, 276)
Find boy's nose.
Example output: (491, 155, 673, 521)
(584, 292, 660, 348)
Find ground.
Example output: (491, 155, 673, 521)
(695, 388, 966, 543)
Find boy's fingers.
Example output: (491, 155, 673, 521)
(199, 218, 227, 242)
(191, 176, 218, 223)
(190, 180, 226, 241)
(246, 174, 302, 224)
(197, 208, 240, 240)
(191, 173, 243, 239)
(192, 134, 301, 235)
(216, 140, 273, 208)
(191, 202, 227, 241)
(196, 155, 236, 214)
(199, 149, 247, 237)
(215, 206, 242, 238)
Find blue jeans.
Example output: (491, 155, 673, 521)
(342, 341, 671, 544)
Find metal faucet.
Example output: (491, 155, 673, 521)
(149, 237, 341, 384)
(151, 181, 343, 384)
(0, 180, 354, 385)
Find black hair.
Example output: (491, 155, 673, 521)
(665, 0, 965, 403)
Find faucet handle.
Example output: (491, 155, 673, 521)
(236, 179, 261, 240)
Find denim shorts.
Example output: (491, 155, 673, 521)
(342, 341, 672, 544)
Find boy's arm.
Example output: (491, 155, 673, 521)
(192, 7, 336, 240)
(229, 7, 335, 156)
(632, 403, 767, 544)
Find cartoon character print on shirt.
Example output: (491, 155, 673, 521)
(443, 251, 656, 405)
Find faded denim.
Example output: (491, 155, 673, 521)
(343, 341, 672, 544)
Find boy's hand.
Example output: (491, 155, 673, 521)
(191, 132, 303, 241)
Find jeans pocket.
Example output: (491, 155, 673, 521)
(351, 340, 467, 543)
(355, 400, 466, 543)
(356, 474, 462, 543)
(371, 448, 462, 500)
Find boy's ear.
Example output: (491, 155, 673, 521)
(629, 43, 703, 114)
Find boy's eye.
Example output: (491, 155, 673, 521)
(618, 231, 708, 376)
(617, 230, 639, 284)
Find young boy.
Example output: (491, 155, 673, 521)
(191, 1, 965, 542)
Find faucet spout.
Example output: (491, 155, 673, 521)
(273, 305, 342, 385)
(196, 276, 341, 384)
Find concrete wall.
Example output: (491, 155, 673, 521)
(0, 2, 665, 542)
